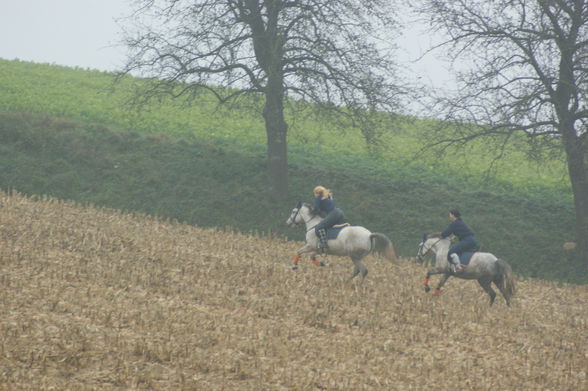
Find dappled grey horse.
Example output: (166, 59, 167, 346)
(286, 202, 396, 283)
(417, 233, 515, 306)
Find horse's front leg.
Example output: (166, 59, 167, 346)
(432, 274, 451, 296)
(292, 244, 318, 269)
(424, 267, 448, 294)
(424, 271, 431, 293)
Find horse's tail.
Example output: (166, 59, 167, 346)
(496, 258, 516, 300)
(369, 233, 397, 262)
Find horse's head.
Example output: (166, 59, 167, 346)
(286, 201, 304, 226)
(416, 233, 430, 262)
(416, 233, 443, 262)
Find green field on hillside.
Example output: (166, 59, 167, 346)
(0, 59, 570, 194)
(0, 59, 581, 283)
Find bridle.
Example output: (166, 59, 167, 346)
(287, 202, 321, 232)
(416, 234, 442, 262)
(287, 201, 303, 226)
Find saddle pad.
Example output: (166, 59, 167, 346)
(327, 224, 349, 240)
(460, 252, 476, 265)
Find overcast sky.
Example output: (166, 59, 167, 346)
(0, 0, 456, 90)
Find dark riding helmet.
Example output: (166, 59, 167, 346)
(449, 208, 461, 218)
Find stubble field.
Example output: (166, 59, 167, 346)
(0, 191, 586, 390)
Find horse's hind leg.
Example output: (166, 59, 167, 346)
(493, 276, 511, 306)
(349, 264, 360, 280)
(350, 255, 368, 283)
(477, 278, 497, 306)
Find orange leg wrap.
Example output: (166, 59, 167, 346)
(293, 255, 301, 265)
(423, 276, 430, 286)
(312, 258, 320, 266)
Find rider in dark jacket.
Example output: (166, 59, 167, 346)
(441, 209, 479, 273)
(312, 186, 345, 253)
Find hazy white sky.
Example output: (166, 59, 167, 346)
(0, 0, 455, 90)
(0, 0, 129, 71)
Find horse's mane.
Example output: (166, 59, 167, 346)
(428, 233, 455, 244)
(303, 202, 328, 219)
(299, 202, 316, 216)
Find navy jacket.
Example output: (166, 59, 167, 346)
(313, 196, 338, 215)
(441, 217, 475, 241)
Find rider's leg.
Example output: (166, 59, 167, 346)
(449, 252, 463, 272)
(314, 210, 342, 253)
(448, 239, 474, 273)
(315, 227, 328, 253)
(314, 208, 346, 254)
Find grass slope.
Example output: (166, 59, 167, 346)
(0, 112, 579, 283)
(0, 58, 571, 193)
(1, 191, 586, 390)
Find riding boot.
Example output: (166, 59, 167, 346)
(450, 253, 463, 273)
(316, 228, 328, 253)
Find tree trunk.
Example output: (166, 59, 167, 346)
(263, 70, 288, 201)
(562, 133, 588, 265)
(555, 42, 588, 265)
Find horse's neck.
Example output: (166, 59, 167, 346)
(302, 210, 322, 231)
(432, 239, 450, 258)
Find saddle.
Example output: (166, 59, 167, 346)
(326, 223, 351, 240)
(459, 251, 477, 266)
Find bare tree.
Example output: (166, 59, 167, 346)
(414, 0, 588, 264)
(120, 0, 403, 200)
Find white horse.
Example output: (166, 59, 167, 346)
(286, 202, 396, 282)
(417, 233, 515, 306)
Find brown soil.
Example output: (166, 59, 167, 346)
(0, 191, 586, 390)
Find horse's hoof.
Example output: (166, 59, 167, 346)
(312, 259, 326, 267)
(424, 286, 430, 293)
(292, 265, 299, 270)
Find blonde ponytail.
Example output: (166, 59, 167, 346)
(313, 185, 333, 199)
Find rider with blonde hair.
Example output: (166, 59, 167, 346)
(312, 186, 346, 253)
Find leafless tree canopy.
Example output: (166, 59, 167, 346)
(416, 0, 588, 261)
(120, 0, 403, 199)
(122, 0, 401, 111)
(420, 0, 586, 141)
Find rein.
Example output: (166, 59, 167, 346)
(417, 238, 443, 261)
(289, 208, 301, 225)
(289, 204, 320, 232)
(288, 201, 304, 226)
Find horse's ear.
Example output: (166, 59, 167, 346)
(422, 233, 428, 242)
(295, 201, 302, 209)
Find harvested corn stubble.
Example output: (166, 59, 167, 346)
(0, 190, 586, 391)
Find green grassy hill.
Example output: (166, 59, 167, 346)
(0, 59, 581, 283)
